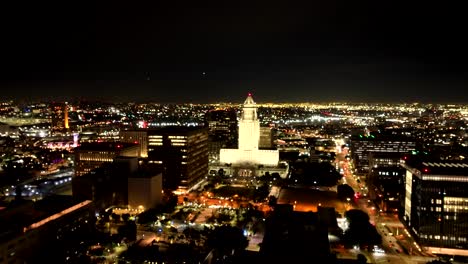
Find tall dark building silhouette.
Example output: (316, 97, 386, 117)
(204, 108, 238, 162)
(204, 108, 238, 143)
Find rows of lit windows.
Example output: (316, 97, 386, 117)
(170, 139, 187, 143)
(423, 175, 468, 182)
(420, 234, 467, 241)
(443, 197, 468, 212)
(79, 158, 113, 162)
(378, 171, 399, 176)
(444, 197, 468, 203)
(79, 153, 114, 162)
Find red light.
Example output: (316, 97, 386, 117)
(403, 156, 407, 160)
(134, 141, 138, 144)
(248, 92, 252, 96)
(423, 168, 429, 173)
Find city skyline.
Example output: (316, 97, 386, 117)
(1, 2, 467, 103)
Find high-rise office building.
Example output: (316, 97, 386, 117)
(121, 127, 209, 190)
(204, 108, 237, 143)
(145, 127, 209, 191)
(50, 102, 69, 131)
(368, 152, 405, 211)
(401, 158, 468, 256)
(350, 134, 416, 173)
(204, 108, 238, 163)
(74, 142, 140, 177)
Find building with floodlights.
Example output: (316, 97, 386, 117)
(214, 94, 286, 177)
(220, 94, 279, 167)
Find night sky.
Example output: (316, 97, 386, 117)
(2, 2, 467, 103)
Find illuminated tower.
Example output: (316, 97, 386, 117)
(64, 103, 69, 129)
(219, 93, 279, 167)
(238, 93, 260, 151)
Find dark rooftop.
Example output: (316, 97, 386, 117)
(122, 126, 207, 135)
(350, 133, 415, 142)
(75, 141, 138, 151)
(0, 195, 90, 242)
(402, 157, 468, 176)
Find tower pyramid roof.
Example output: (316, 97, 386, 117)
(243, 93, 256, 105)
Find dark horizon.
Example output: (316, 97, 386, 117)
(1, 2, 467, 103)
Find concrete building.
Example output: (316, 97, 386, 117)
(74, 142, 140, 177)
(73, 157, 162, 210)
(220, 94, 279, 167)
(128, 172, 163, 211)
(401, 158, 468, 256)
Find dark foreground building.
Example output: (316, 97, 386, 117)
(0, 196, 94, 263)
(260, 204, 332, 263)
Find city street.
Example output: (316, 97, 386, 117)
(333, 139, 437, 264)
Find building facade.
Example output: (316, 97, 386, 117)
(128, 172, 163, 210)
(204, 108, 238, 163)
(119, 130, 149, 157)
(368, 152, 406, 211)
(120, 127, 209, 190)
(145, 127, 209, 190)
(50, 102, 69, 131)
(74, 142, 140, 177)
(401, 159, 468, 256)
(350, 134, 415, 173)
(259, 126, 274, 149)
(204, 108, 237, 143)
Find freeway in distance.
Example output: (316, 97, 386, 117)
(1, 168, 74, 199)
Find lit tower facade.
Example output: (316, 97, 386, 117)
(238, 93, 260, 151)
(220, 93, 278, 166)
(64, 103, 69, 129)
(51, 102, 69, 131)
